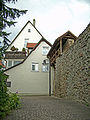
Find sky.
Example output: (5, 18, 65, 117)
(6, 0, 90, 44)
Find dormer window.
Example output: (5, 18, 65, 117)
(28, 29, 31, 32)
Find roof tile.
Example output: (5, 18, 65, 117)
(27, 43, 37, 48)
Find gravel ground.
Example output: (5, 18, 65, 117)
(3, 96, 90, 120)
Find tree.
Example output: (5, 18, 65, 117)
(0, 0, 27, 118)
(0, 0, 27, 47)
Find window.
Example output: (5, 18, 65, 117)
(42, 64, 49, 72)
(8, 61, 12, 67)
(24, 38, 29, 48)
(14, 61, 21, 65)
(28, 29, 31, 32)
(7, 82, 11, 87)
(32, 63, 39, 71)
(42, 47, 49, 55)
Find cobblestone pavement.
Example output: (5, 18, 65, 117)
(3, 96, 90, 120)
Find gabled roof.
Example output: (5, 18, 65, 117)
(4, 38, 52, 71)
(7, 20, 44, 50)
(47, 30, 77, 57)
(27, 43, 37, 48)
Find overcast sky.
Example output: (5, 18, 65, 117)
(6, 0, 90, 44)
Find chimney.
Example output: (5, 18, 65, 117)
(33, 19, 36, 26)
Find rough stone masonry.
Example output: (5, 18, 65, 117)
(54, 23, 90, 105)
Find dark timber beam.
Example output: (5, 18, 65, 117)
(60, 39, 62, 54)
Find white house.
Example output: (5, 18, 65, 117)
(5, 20, 43, 68)
(4, 38, 53, 95)
(7, 19, 43, 51)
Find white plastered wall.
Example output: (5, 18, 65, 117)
(7, 22, 42, 51)
(5, 41, 52, 95)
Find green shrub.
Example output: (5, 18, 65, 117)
(0, 92, 21, 118)
(0, 72, 21, 119)
(8, 93, 21, 110)
(0, 72, 9, 118)
(22, 48, 26, 52)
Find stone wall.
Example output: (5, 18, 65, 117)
(54, 24, 90, 105)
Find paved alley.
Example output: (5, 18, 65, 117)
(3, 96, 90, 120)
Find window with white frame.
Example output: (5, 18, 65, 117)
(28, 29, 31, 32)
(42, 47, 49, 55)
(42, 64, 49, 72)
(24, 38, 29, 48)
(8, 61, 12, 67)
(14, 61, 21, 65)
(32, 63, 39, 71)
(7, 81, 11, 87)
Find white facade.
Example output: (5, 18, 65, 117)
(7, 21, 42, 51)
(5, 59, 23, 68)
(5, 40, 53, 95)
(5, 21, 43, 68)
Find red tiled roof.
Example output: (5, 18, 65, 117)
(0, 60, 5, 68)
(27, 43, 37, 48)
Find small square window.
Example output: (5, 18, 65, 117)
(32, 63, 39, 71)
(42, 47, 49, 55)
(28, 29, 31, 32)
(32, 64, 35, 71)
(7, 81, 11, 87)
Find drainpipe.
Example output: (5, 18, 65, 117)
(49, 59, 51, 96)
